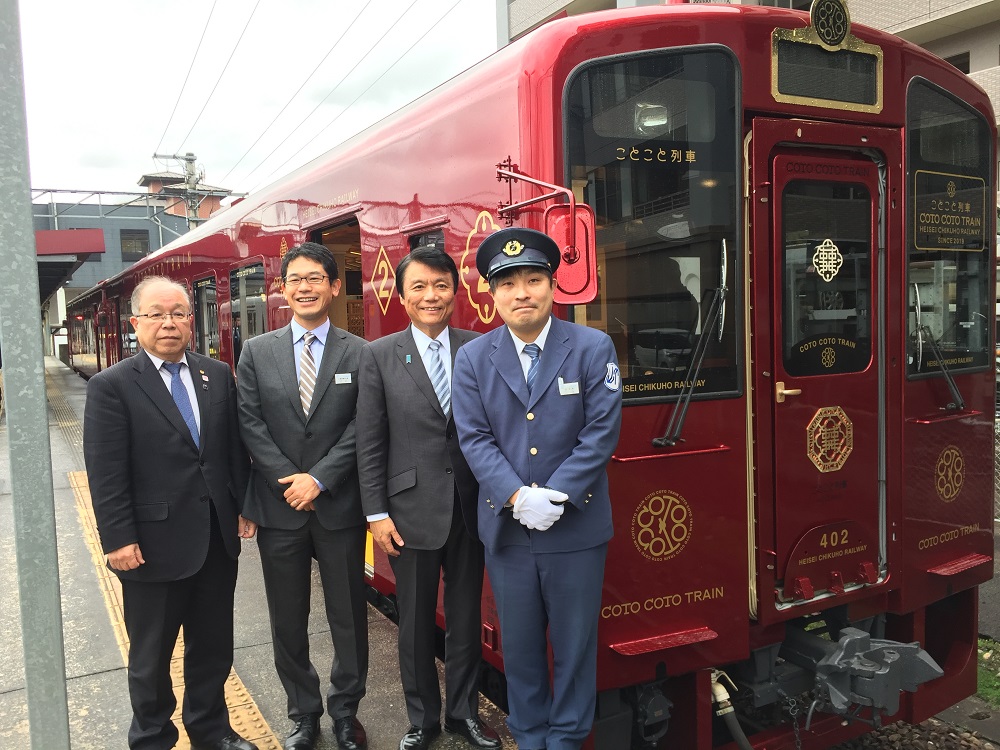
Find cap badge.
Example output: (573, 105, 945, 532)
(502, 240, 524, 257)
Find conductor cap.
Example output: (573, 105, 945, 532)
(476, 228, 561, 282)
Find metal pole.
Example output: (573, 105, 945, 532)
(0, 2, 71, 748)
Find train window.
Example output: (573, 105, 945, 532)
(564, 48, 741, 402)
(408, 230, 444, 251)
(193, 276, 220, 359)
(781, 182, 872, 376)
(906, 79, 993, 376)
(118, 296, 137, 358)
(230, 264, 267, 366)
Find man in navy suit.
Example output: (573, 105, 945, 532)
(452, 228, 623, 750)
(84, 276, 255, 750)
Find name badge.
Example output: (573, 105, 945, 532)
(335, 373, 352, 384)
(558, 377, 580, 396)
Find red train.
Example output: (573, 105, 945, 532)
(68, 1, 997, 747)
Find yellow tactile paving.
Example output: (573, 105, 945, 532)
(69, 471, 281, 750)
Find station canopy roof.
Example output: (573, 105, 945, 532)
(34, 228, 105, 304)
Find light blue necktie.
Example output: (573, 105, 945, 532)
(162, 361, 200, 449)
(524, 343, 541, 393)
(426, 340, 450, 415)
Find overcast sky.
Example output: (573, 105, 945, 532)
(18, 0, 497, 197)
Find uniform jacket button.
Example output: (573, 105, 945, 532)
(527, 412, 534, 420)
(530, 447, 538, 455)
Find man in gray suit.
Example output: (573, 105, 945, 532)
(356, 247, 500, 750)
(237, 242, 368, 750)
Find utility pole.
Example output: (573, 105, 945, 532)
(0, 1, 71, 746)
(152, 151, 203, 230)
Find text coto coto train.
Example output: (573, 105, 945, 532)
(68, 1, 997, 747)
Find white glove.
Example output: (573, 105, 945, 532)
(512, 487, 568, 531)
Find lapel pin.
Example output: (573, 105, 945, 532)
(202, 384, 209, 390)
(406, 354, 412, 364)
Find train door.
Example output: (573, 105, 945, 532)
(753, 118, 889, 611)
(311, 219, 365, 339)
(193, 275, 221, 359)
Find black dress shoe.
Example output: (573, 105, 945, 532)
(191, 731, 259, 750)
(285, 714, 320, 750)
(444, 716, 501, 749)
(334, 716, 368, 750)
(399, 723, 441, 750)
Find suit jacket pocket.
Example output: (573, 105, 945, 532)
(134, 503, 169, 522)
(386, 467, 417, 498)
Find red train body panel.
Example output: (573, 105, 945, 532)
(69, 3, 996, 748)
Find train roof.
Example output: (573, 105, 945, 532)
(80, 2, 994, 294)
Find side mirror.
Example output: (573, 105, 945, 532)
(545, 203, 598, 304)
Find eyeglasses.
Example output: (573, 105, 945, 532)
(284, 274, 328, 287)
(136, 311, 192, 323)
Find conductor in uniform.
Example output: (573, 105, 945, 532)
(452, 228, 623, 750)
(237, 242, 369, 750)
(356, 246, 500, 750)
(83, 276, 256, 750)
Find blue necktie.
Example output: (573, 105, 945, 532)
(426, 340, 451, 415)
(524, 343, 541, 393)
(162, 361, 200, 449)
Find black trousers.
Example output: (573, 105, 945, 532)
(257, 516, 369, 720)
(389, 501, 485, 728)
(122, 509, 238, 750)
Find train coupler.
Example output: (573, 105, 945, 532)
(780, 626, 943, 727)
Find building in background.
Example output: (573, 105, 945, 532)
(31, 165, 235, 359)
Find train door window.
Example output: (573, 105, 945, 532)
(408, 230, 444, 251)
(230, 264, 266, 366)
(313, 219, 364, 338)
(906, 79, 993, 376)
(118, 296, 137, 357)
(564, 48, 741, 402)
(781, 182, 872, 375)
(193, 276, 220, 359)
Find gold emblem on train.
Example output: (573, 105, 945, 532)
(502, 240, 524, 257)
(806, 406, 853, 473)
(279, 237, 289, 258)
(461, 212, 501, 325)
(371, 245, 396, 316)
(935, 445, 964, 502)
(812, 238, 844, 283)
(946, 180, 957, 199)
(810, 0, 849, 48)
(632, 490, 692, 562)
(821, 348, 836, 368)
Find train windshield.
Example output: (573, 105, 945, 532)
(906, 79, 994, 376)
(565, 48, 740, 403)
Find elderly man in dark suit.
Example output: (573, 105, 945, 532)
(83, 276, 255, 750)
(356, 246, 500, 750)
(453, 229, 623, 750)
(237, 242, 369, 750)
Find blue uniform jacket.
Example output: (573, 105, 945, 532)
(452, 315, 623, 555)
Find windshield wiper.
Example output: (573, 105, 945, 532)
(916, 324, 966, 411)
(654, 239, 728, 447)
(912, 283, 965, 411)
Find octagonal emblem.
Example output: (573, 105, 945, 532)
(806, 406, 853, 473)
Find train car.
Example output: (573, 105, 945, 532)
(68, 0, 997, 747)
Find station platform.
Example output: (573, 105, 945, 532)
(0, 358, 512, 749)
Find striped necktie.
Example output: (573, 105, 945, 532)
(300, 331, 317, 417)
(426, 340, 450, 415)
(524, 343, 541, 393)
(162, 361, 200, 448)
